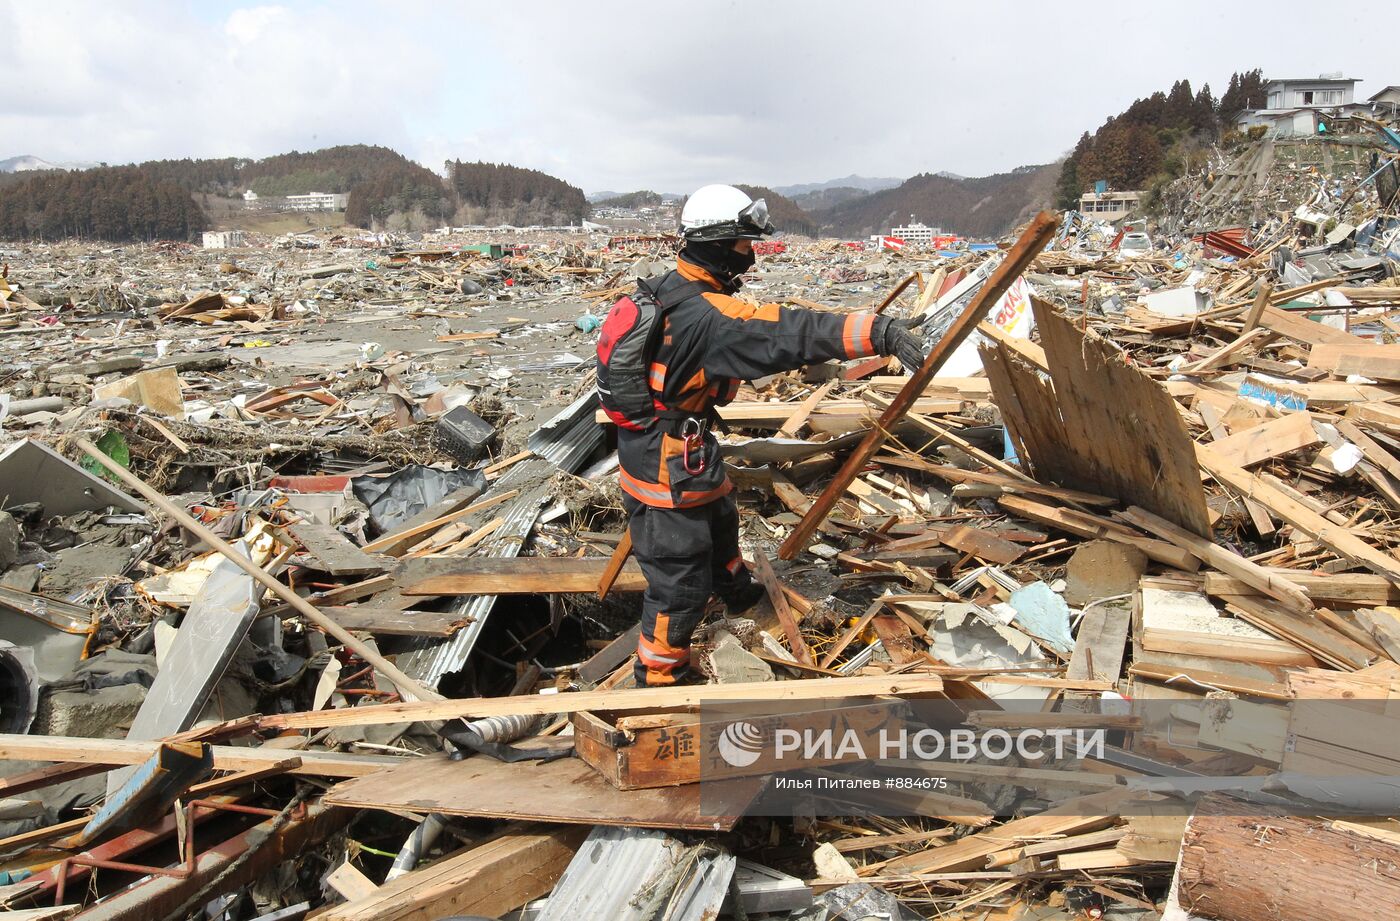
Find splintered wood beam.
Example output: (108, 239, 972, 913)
(779, 211, 1060, 559)
(872, 271, 922, 315)
(749, 550, 814, 664)
(596, 529, 633, 600)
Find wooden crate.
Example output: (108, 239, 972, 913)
(573, 701, 906, 791)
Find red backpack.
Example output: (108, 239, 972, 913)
(596, 277, 704, 431)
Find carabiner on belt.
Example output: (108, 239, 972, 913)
(681, 417, 707, 475)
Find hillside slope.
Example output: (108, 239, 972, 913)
(821, 165, 1058, 239)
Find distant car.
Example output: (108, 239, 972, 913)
(1119, 232, 1152, 255)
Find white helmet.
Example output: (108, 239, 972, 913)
(679, 184, 775, 242)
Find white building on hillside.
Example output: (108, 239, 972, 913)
(284, 192, 348, 212)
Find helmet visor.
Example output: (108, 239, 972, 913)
(738, 199, 774, 236)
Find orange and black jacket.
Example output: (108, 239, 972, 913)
(617, 254, 884, 509)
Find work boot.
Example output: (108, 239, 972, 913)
(723, 581, 767, 617)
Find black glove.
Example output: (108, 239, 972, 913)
(873, 316, 929, 372)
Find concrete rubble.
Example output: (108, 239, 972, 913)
(3, 121, 1400, 920)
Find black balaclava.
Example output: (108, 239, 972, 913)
(680, 239, 756, 291)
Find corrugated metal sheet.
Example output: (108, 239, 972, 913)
(396, 457, 552, 689)
(535, 826, 734, 921)
(398, 392, 603, 690)
(527, 386, 603, 474)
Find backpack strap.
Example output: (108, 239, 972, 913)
(640, 273, 707, 311)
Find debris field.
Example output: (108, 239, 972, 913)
(3, 132, 1400, 920)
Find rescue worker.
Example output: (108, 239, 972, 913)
(619, 184, 929, 686)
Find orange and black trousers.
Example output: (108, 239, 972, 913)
(623, 493, 756, 685)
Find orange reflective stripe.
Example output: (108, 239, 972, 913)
(844, 313, 876, 358)
(648, 361, 666, 392)
(619, 468, 675, 507)
(677, 480, 733, 507)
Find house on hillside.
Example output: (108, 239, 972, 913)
(1369, 86, 1400, 116)
(1233, 74, 1362, 137)
(1078, 189, 1143, 221)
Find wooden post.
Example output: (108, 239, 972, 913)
(596, 529, 633, 600)
(778, 211, 1060, 559)
(73, 438, 442, 703)
(1241, 280, 1274, 332)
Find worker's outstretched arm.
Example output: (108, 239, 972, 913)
(699, 294, 911, 380)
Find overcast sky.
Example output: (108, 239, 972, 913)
(1, 1, 1391, 194)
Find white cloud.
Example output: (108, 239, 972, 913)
(1, 0, 1392, 193)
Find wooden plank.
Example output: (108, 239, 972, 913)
(397, 556, 647, 596)
(1259, 305, 1368, 347)
(1127, 660, 1290, 700)
(324, 748, 757, 831)
(883, 458, 1117, 506)
(359, 484, 485, 556)
(1345, 401, 1400, 438)
(1117, 506, 1313, 614)
(361, 490, 517, 555)
(1240, 281, 1274, 333)
(0, 761, 110, 797)
(1179, 794, 1400, 921)
(318, 606, 467, 637)
(1221, 593, 1376, 671)
(1204, 411, 1320, 468)
(1066, 604, 1130, 684)
(1308, 342, 1400, 375)
(750, 550, 814, 664)
(1197, 444, 1400, 585)
(996, 494, 1199, 571)
(320, 825, 587, 921)
(1203, 569, 1400, 605)
(779, 211, 1060, 558)
(0, 734, 399, 778)
(778, 379, 838, 437)
(596, 529, 633, 600)
(327, 863, 380, 902)
(1031, 300, 1212, 535)
(287, 520, 387, 576)
(936, 524, 1024, 564)
(881, 790, 1129, 874)
(258, 674, 945, 731)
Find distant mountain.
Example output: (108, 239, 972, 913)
(774, 174, 903, 197)
(734, 185, 818, 237)
(0, 155, 65, 173)
(820, 164, 1059, 240)
(592, 190, 664, 209)
(790, 186, 870, 213)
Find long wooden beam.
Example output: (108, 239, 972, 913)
(398, 555, 647, 596)
(778, 211, 1060, 558)
(0, 734, 399, 778)
(257, 674, 945, 731)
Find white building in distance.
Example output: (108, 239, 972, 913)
(202, 230, 246, 249)
(284, 192, 348, 212)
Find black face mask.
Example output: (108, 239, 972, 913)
(681, 240, 755, 290)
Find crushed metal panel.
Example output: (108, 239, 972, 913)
(0, 438, 145, 516)
(527, 386, 604, 474)
(536, 826, 688, 921)
(397, 456, 551, 689)
(108, 542, 262, 794)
